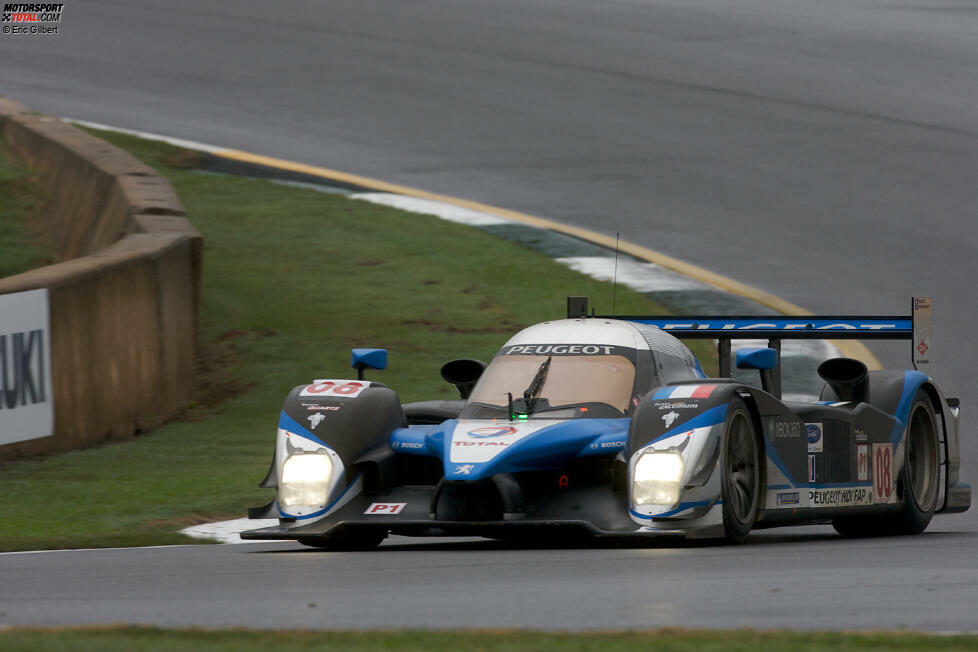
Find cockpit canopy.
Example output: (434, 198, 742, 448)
(460, 319, 703, 420)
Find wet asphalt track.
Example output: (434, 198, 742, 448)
(1, 0, 976, 631)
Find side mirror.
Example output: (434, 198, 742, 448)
(440, 358, 487, 399)
(736, 347, 779, 396)
(351, 348, 388, 380)
(736, 347, 777, 371)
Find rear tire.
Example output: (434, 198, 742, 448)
(833, 391, 940, 537)
(721, 401, 762, 543)
(297, 529, 387, 551)
(892, 395, 940, 534)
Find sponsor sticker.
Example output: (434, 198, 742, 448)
(454, 440, 507, 447)
(364, 502, 406, 515)
(653, 385, 717, 400)
(503, 344, 619, 356)
(806, 423, 823, 453)
(872, 443, 896, 504)
(393, 441, 424, 450)
(913, 297, 931, 367)
(771, 420, 802, 440)
(661, 411, 680, 428)
(857, 444, 869, 481)
(450, 420, 558, 464)
(468, 426, 518, 438)
(299, 380, 367, 399)
(776, 491, 801, 507)
(855, 429, 868, 442)
(950, 491, 970, 505)
(656, 401, 699, 410)
(307, 412, 326, 429)
(648, 318, 907, 332)
(454, 464, 475, 475)
(302, 403, 341, 411)
(809, 487, 873, 507)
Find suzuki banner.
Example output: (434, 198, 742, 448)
(0, 289, 53, 445)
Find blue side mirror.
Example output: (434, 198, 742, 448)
(736, 347, 778, 371)
(351, 348, 388, 380)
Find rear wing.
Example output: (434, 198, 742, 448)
(567, 296, 932, 395)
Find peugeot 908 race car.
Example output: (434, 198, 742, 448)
(242, 297, 970, 548)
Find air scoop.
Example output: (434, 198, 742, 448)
(818, 357, 869, 403)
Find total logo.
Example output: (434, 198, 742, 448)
(468, 426, 518, 438)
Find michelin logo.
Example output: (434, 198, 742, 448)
(662, 411, 680, 428)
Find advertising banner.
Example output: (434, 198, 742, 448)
(0, 289, 53, 445)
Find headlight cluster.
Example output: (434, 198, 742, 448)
(632, 451, 684, 507)
(279, 452, 333, 507)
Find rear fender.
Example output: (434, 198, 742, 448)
(910, 379, 968, 513)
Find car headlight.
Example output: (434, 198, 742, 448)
(279, 453, 333, 507)
(632, 451, 684, 507)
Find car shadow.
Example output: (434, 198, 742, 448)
(246, 528, 974, 554)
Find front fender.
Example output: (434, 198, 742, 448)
(627, 380, 807, 522)
(628, 381, 745, 454)
(626, 382, 741, 522)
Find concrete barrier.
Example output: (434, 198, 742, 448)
(0, 98, 201, 459)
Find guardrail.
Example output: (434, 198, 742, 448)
(0, 97, 201, 459)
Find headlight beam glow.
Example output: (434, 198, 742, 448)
(632, 451, 684, 507)
(279, 452, 333, 508)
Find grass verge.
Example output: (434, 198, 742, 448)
(1, 627, 977, 651)
(0, 138, 55, 277)
(0, 128, 712, 551)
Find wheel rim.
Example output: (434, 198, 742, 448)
(726, 413, 758, 526)
(907, 404, 938, 513)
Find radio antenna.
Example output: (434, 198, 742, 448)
(612, 233, 620, 315)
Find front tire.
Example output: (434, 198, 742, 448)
(721, 401, 762, 543)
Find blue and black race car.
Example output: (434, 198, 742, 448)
(242, 297, 970, 548)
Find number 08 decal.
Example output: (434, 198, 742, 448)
(872, 443, 896, 504)
(299, 379, 368, 398)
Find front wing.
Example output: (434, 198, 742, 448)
(241, 484, 725, 541)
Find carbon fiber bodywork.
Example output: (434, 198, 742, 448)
(243, 313, 970, 545)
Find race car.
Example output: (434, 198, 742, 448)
(242, 296, 970, 548)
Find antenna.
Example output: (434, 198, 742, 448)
(612, 233, 620, 315)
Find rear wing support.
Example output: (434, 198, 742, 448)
(568, 296, 931, 397)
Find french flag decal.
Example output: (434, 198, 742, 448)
(653, 385, 718, 399)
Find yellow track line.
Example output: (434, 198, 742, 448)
(216, 148, 882, 370)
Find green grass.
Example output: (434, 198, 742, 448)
(1, 628, 976, 651)
(0, 138, 56, 276)
(0, 129, 714, 551)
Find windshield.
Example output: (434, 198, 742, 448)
(462, 354, 636, 419)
